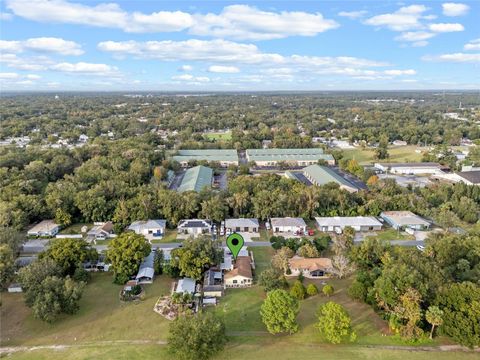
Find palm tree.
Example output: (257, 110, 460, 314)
(426, 306, 444, 339)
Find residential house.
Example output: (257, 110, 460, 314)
(128, 219, 166, 240)
(87, 221, 114, 241)
(135, 251, 155, 284)
(224, 256, 253, 288)
(315, 216, 383, 232)
(27, 220, 60, 237)
(175, 277, 196, 295)
(380, 211, 430, 230)
(288, 256, 333, 278)
(433, 170, 480, 186)
(270, 217, 307, 234)
(177, 219, 212, 237)
(225, 218, 259, 233)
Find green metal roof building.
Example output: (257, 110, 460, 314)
(303, 165, 358, 193)
(171, 149, 239, 167)
(177, 165, 213, 193)
(246, 148, 335, 166)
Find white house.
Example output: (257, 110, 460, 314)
(287, 256, 333, 278)
(374, 162, 444, 175)
(224, 256, 253, 288)
(380, 211, 430, 230)
(270, 217, 307, 234)
(177, 219, 212, 237)
(27, 220, 60, 237)
(225, 218, 259, 233)
(87, 221, 114, 241)
(128, 220, 166, 239)
(7, 283, 22, 293)
(315, 216, 383, 233)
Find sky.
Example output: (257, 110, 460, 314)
(0, 0, 479, 91)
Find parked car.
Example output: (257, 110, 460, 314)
(306, 228, 315, 236)
(265, 222, 271, 230)
(416, 245, 425, 251)
(226, 228, 232, 236)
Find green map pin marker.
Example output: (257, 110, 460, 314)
(226, 233, 244, 260)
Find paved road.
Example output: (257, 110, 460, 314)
(93, 239, 421, 253)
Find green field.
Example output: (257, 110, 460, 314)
(204, 131, 232, 141)
(150, 229, 178, 243)
(2, 248, 475, 360)
(372, 229, 415, 241)
(59, 223, 92, 235)
(343, 146, 424, 165)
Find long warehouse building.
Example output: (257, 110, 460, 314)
(177, 165, 213, 193)
(303, 165, 359, 193)
(172, 149, 239, 167)
(246, 148, 335, 167)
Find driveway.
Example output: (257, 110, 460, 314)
(237, 232, 254, 242)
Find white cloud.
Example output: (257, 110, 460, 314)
(422, 53, 480, 63)
(98, 39, 389, 69)
(395, 31, 435, 42)
(26, 74, 41, 79)
(428, 23, 464, 33)
(0, 72, 19, 79)
(364, 5, 428, 31)
(172, 74, 210, 82)
(338, 10, 367, 19)
(189, 5, 339, 40)
(0, 53, 54, 71)
(464, 39, 480, 51)
(178, 65, 193, 71)
(208, 65, 240, 73)
(0, 37, 83, 55)
(384, 69, 416, 76)
(50, 62, 119, 75)
(6, 0, 192, 33)
(442, 3, 469, 16)
(6, 1, 338, 40)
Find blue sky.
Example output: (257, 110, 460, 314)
(0, 0, 479, 91)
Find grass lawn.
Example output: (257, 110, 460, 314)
(6, 343, 479, 360)
(150, 229, 178, 244)
(3, 271, 474, 360)
(373, 229, 415, 241)
(248, 246, 275, 277)
(343, 145, 425, 166)
(204, 131, 232, 141)
(0, 273, 173, 347)
(59, 223, 92, 235)
(251, 229, 271, 242)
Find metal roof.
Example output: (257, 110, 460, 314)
(457, 171, 480, 184)
(177, 165, 213, 193)
(136, 252, 155, 280)
(303, 165, 357, 189)
(247, 148, 325, 155)
(248, 154, 334, 162)
(128, 219, 166, 232)
(176, 277, 196, 294)
(172, 149, 239, 163)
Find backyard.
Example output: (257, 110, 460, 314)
(1, 247, 476, 360)
(343, 145, 425, 165)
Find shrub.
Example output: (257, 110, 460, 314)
(306, 283, 318, 296)
(290, 280, 306, 300)
(322, 284, 334, 297)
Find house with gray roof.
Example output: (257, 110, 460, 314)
(303, 165, 359, 193)
(177, 219, 213, 238)
(315, 216, 383, 232)
(128, 219, 166, 241)
(225, 218, 259, 233)
(270, 217, 307, 234)
(27, 220, 60, 237)
(380, 211, 430, 230)
(176, 277, 196, 295)
(177, 165, 213, 193)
